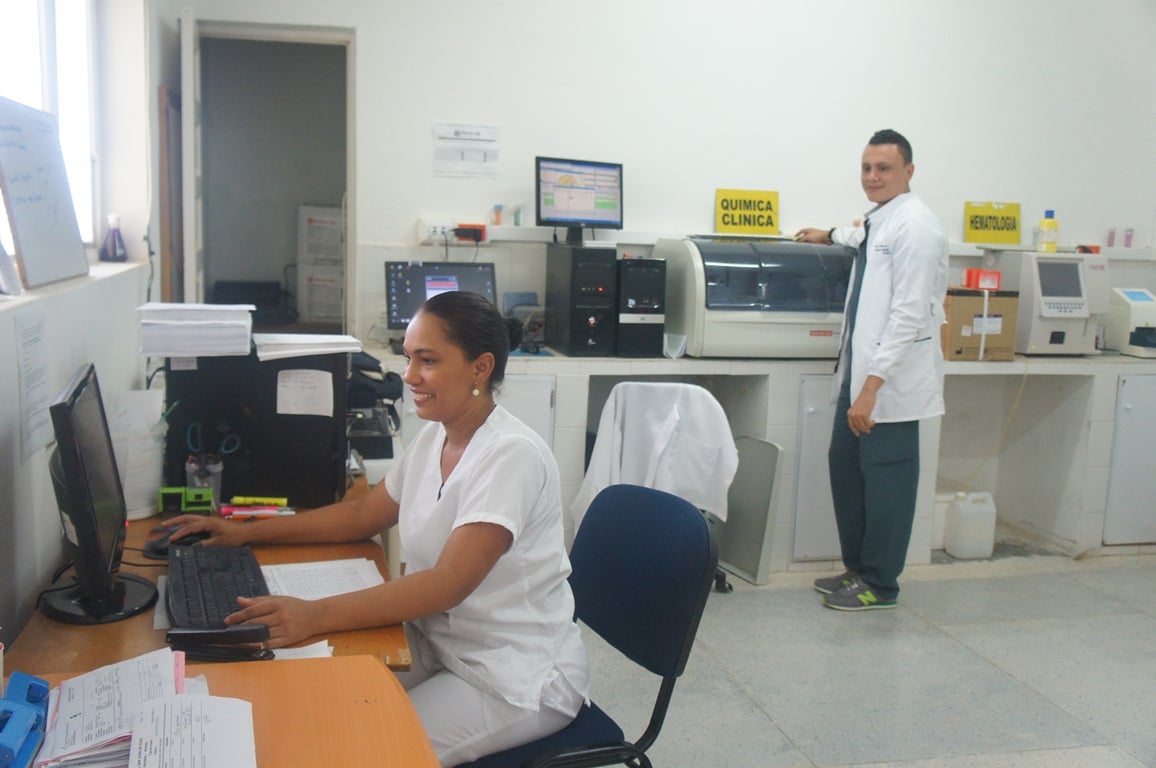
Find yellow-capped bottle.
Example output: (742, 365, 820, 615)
(1036, 209, 1058, 253)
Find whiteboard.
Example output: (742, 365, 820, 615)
(0, 96, 88, 288)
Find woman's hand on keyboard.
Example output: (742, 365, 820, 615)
(225, 595, 320, 649)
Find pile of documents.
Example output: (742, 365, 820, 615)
(252, 332, 361, 361)
(35, 647, 256, 768)
(137, 302, 254, 358)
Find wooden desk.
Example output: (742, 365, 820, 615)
(40, 655, 437, 768)
(5, 518, 411, 676)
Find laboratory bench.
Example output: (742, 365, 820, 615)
(365, 342, 1156, 576)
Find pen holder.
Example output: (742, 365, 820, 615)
(185, 458, 223, 515)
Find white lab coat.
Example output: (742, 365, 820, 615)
(831, 192, 949, 422)
(569, 382, 739, 536)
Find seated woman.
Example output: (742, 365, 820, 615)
(166, 290, 589, 766)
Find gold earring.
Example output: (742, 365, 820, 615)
(472, 383, 480, 397)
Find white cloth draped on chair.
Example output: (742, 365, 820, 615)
(569, 382, 739, 537)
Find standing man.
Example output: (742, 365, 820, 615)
(796, 129, 948, 611)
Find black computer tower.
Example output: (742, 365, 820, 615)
(545, 245, 618, 356)
(616, 258, 666, 357)
(163, 351, 349, 508)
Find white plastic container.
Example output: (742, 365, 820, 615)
(944, 491, 997, 559)
(106, 389, 167, 521)
(114, 431, 164, 520)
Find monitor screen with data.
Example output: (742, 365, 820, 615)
(535, 156, 623, 245)
(385, 261, 497, 330)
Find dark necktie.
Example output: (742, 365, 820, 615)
(841, 218, 870, 381)
(845, 219, 869, 337)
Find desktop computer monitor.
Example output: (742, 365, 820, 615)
(42, 363, 158, 624)
(385, 261, 498, 331)
(535, 156, 623, 246)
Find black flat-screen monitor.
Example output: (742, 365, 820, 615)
(385, 261, 497, 330)
(42, 363, 157, 624)
(535, 156, 623, 245)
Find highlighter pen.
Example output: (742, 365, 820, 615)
(230, 495, 289, 506)
(221, 506, 296, 518)
(231, 512, 295, 520)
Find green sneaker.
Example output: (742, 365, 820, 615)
(823, 577, 897, 611)
(813, 570, 857, 595)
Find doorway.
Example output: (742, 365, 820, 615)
(181, 19, 354, 333)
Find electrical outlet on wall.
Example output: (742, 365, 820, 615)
(416, 218, 451, 244)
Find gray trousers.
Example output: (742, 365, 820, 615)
(828, 381, 919, 599)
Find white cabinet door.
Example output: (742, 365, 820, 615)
(398, 374, 555, 450)
(1104, 375, 1156, 544)
(494, 374, 555, 449)
(792, 375, 840, 559)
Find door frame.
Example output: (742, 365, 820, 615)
(180, 15, 356, 331)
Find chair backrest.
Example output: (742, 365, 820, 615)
(570, 484, 718, 678)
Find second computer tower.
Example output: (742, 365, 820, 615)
(545, 245, 618, 356)
(616, 258, 666, 357)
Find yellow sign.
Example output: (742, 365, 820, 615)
(964, 201, 1021, 244)
(715, 189, 779, 235)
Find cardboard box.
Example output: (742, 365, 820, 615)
(941, 289, 1019, 361)
(296, 206, 344, 323)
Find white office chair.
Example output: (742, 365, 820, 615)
(570, 381, 739, 590)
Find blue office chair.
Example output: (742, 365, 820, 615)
(459, 484, 719, 768)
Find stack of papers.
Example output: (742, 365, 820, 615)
(137, 303, 254, 358)
(35, 647, 256, 768)
(252, 333, 361, 361)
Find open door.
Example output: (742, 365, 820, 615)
(178, 15, 354, 328)
(179, 8, 204, 303)
(158, 85, 182, 302)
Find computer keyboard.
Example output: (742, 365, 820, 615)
(166, 544, 270, 630)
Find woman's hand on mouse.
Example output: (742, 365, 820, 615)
(162, 515, 252, 547)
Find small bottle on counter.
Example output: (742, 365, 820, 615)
(99, 214, 128, 262)
(1036, 210, 1058, 253)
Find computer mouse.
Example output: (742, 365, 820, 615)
(142, 528, 211, 560)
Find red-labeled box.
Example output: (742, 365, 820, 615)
(963, 268, 1001, 291)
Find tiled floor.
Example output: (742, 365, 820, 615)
(582, 552, 1156, 767)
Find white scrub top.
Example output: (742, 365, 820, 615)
(386, 405, 589, 710)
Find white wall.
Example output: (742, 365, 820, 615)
(156, 0, 1155, 248)
(143, 0, 1156, 336)
(0, 264, 148, 648)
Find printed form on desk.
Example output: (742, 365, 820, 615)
(34, 647, 257, 768)
(261, 558, 385, 600)
(128, 695, 255, 768)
